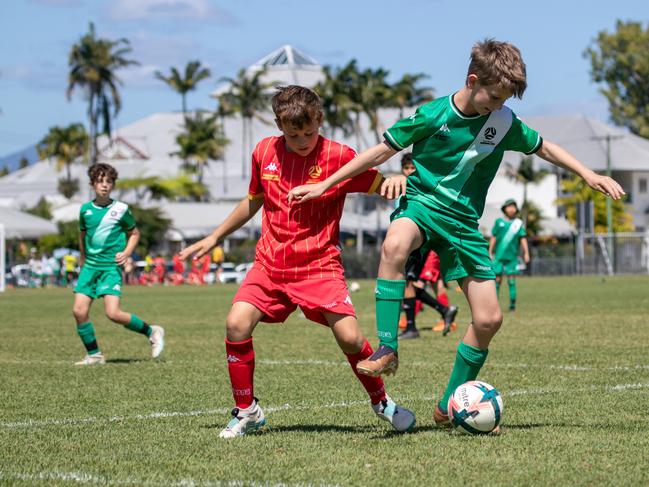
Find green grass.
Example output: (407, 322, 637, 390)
(1, 275, 649, 486)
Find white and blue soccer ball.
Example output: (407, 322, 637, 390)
(349, 281, 361, 293)
(448, 381, 503, 435)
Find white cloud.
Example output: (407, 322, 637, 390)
(105, 0, 238, 24)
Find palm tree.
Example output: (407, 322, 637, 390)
(117, 175, 207, 201)
(215, 93, 237, 194)
(314, 65, 354, 140)
(38, 123, 88, 198)
(336, 60, 369, 150)
(391, 73, 434, 119)
(155, 60, 211, 114)
(219, 68, 273, 178)
(506, 155, 550, 224)
(357, 66, 393, 144)
(173, 112, 228, 193)
(67, 22, 138, 165)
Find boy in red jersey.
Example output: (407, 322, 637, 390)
(179, 85, 414, 439)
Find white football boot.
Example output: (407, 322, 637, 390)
(74, 353, 106, 366)
(149, 325, 165, 358)
(373, 395, 416, 432)
(219, 398, 266, 439)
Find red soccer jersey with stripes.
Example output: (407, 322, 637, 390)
(248, 135, 382, 281)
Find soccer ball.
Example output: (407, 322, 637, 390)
(447, 381, 503, 435)
(349, 281, 361, 293)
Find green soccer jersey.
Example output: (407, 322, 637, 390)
(492, 217, 526, 261)
(384, 94, 542, 222)
(78, 199, 136, 269)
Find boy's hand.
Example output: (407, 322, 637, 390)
(380, 175, 407, 200)
(523, 252, 530, 264)
(288, 182, 326, 203)
(115, 252, 129, 266)
(178, 235, 217, 261)
(584, 173, 625, 200)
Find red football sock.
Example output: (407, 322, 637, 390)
(345, 340, 386, 405)
(225, 338, 255, 409)
(414, 299, 423, 316)
(438, 292, 449, 307)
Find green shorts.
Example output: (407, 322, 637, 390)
(391, 198, 495, 282)
(493, 259, 520, 276)
(74, 266, 123, 299)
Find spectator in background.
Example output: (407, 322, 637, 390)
(212, 245, 225, 284)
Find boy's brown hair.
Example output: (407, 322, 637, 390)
(400, 152, 413, 168)
(88, 163, 118, 185)
(272, 85, 323, 129)
(467, 39, 527, 99)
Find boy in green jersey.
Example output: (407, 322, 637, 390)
(72, 163, 165, 365)
(489, 199, 530, 312)
(289, 39, 625, 426)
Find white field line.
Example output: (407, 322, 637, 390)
(0, 471, 339, 487)
(2, 383, 649, 431)
(3, 357, 649, 373)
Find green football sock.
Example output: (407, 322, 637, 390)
(508, 278, 517, 309)
(375, 278, 406, 352)
(438, 342, 489, 412)
(126, 314, 152, 337)
(77, 321, 100, 355)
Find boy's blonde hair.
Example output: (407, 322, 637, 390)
(468, 39, 527, 99)
(271, 85, 323, 129)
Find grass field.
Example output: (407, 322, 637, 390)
(1, 275, 649, 486)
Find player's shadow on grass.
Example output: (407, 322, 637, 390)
(202, 423, 374, 434)
(105, 358, 146, 365)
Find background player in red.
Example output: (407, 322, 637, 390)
(179, 85, 414, 439)
(419, 250, 458, 334)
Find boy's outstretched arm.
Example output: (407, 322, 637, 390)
(288, 142, 397, 203)
(537, 140, 625, 199)
(178, 196, 264, 261)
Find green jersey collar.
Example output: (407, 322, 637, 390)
(449, 94, 483, 120)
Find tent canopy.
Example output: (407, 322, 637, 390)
(0, 207, 57, 239)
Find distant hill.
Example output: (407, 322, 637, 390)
(0, 145, 39, 173)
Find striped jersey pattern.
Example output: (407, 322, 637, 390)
(248, 135, 382, 281)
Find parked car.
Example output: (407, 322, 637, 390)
(218, 262, 253, 284)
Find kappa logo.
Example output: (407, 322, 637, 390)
(227, 355, 241, 363)
(343, 295, 353, 305)
(433, 123, 451, 141)
(264, 162, 279, 172)
(112, 284, 121, 291)
(85, 210, 92, 216)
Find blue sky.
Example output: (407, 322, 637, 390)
(0, 0, 645, 157)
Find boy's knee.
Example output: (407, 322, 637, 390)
(473, 309, 503, 335)
(105, 309, 121, 323)
(381, 236, 409, 265)
(72, 306, 87, 322)
(337, 329, 365, 354)
(225, 312, 254, 341)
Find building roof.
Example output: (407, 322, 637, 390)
(211, 45, 325, 98)
(503, 114, 649, 172)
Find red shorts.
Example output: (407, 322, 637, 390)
(420, 251, 441, 282)
(233, 267, 355, 326)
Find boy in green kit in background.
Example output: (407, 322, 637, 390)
(289, 39, 625, 428)
(72, 163, 165, 365)
(489, 199, 529, 312)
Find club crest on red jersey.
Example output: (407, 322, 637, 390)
(306, 164, 322, 184)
